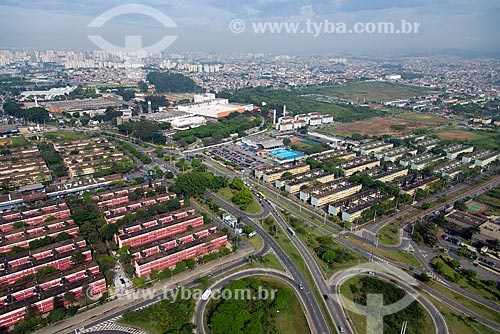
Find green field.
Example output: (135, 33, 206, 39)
(246, 233, 263, 251)
(288, 217, 365, 278)
(429, 127, 500, 150)
(422, 290, 500, 334)
(377, 222, 400, 246)
(307, 81, 441, 103)
(244, 253, 285, 272)
(426, 281, 500, 324)
(216, 187, 262, 214)
(319, 111, 449, 137)
(431, 257, 500, 303)
(348, 237, 421, 268)
(0, 135, 29, 147)
(43, 130, 93, 143)
(227, 83, 438, 122)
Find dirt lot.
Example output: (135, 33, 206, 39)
(322, 114, 448, 137)
(435, 129, 479, 140)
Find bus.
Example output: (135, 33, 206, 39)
(287, 227, 296, 237)
(201, 289, 212, 301)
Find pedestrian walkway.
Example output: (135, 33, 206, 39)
(81, 319, 148, 334)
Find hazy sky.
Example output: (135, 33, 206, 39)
(0, 0, 499, 55)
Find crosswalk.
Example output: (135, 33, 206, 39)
(80, 315, 148, 334)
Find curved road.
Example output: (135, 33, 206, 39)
(69, 234, 271, 334)
(330, 266, 449, 334)
(195, 269, 313, 334)
(206, 192, 331, 334)
(267, 200, 352, 333)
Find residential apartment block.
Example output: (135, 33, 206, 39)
(300, 178, 362, 207)
(255, 163, 310, 183)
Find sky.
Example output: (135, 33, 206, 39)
(0, 0, 499, 56)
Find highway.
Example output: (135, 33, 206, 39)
(195, 269, 311, 334)
(267, 200, 352, 333)
(72, 245, 270, 334)
(84, 135, 500, 334)
(330, 266, 449, 334)
(245, 171, 500, 333)
(205, 192, 331, 334)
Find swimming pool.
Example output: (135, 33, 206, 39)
(268, 148, 305, 160)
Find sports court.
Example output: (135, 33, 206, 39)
(465, 199, 489, 214)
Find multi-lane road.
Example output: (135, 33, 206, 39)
(195, 269, 306, 334)
(205, 192, 331, 334)
(78, 134, 500, 334)
(330, 266, 449, 334)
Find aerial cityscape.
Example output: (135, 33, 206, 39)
(0, 1, 499, 334)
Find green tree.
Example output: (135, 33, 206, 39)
(146, 71, 202, 93)
(242, 225, 255, 234)
(71, 251, 85, 265)
(231, 188, 254, 209)
(421, 202, 432, 210)
(229, 178, 244, 190)
(64, 291, 76, 305)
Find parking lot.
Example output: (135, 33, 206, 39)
(209, 144, 268, 169)
(440, 233, 500, 281)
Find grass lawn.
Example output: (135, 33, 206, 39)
(260, 217, 310, 274)
(216, 187, 262, 214)
(205, 253, 286, 290)
(267, 277, 311, 334)
(395, 112, 447, 122)
(244, 254, 285, 272)
(422, 290, 500, 334)
(348, 238, 421, 268)
(246, 233, 263, 251)
(431, 127, 500, 151)
(43, 130, 92, 143)
(224, 254, 286, 278)
(245, 198, 262, 214)
(260, 216, 335, 333)
(377, 222, 400, 246)
(426, 281, 500, 324)
(340, 276, 434, 334)
(431, 257, 500, 303)
(376, 249, 421, 268)
(292, 221, 365, 278)
(0, 135, 28, 147)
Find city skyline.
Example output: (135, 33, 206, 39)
(0, 0, 499, 56)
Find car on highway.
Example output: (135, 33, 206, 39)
(338, 325, 345, 333)
(298, 283, 304, 290)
